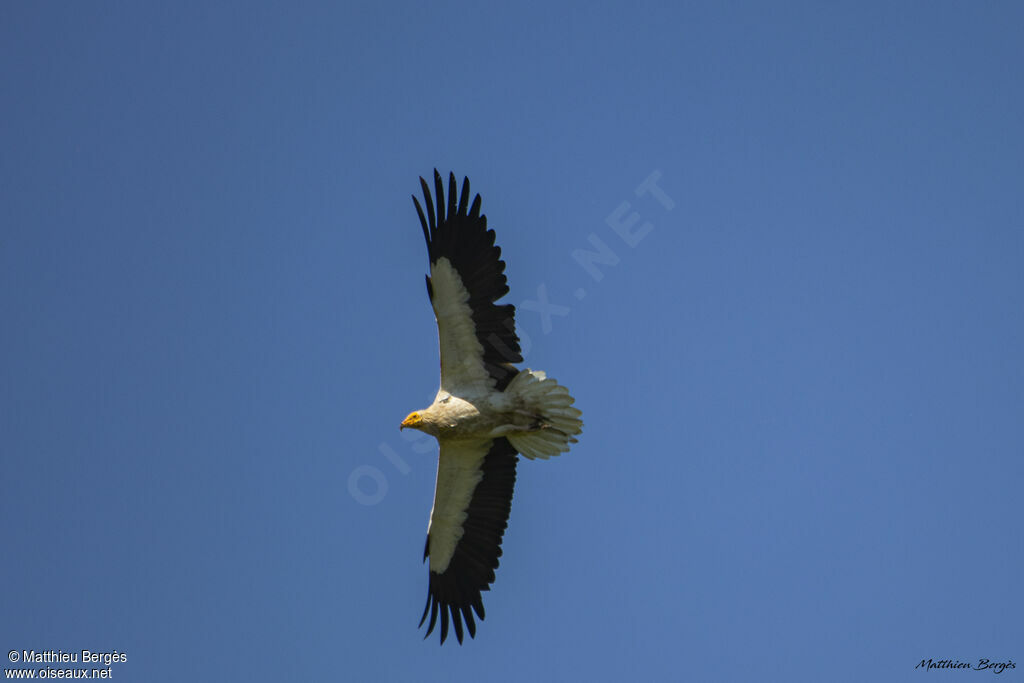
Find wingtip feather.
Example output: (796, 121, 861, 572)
(434, 170, 445, 226)
(419, 177, 436, 237)
(458, 176, 470, 216)
(447, 172, 457, 222)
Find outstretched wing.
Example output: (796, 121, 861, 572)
(420, 437, 518, 644)
(413, 171, 522, 392)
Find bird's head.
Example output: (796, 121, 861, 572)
(400, 411, 425, 431)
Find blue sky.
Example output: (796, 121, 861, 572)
(2, 2, 1022, 681)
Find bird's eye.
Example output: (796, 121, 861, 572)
(440, 396, 451, 404)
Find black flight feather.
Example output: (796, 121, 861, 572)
(419, 438, 518, 644)
(411, 170, 522, 390)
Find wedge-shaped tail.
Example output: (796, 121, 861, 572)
(506, 370, 583, 460)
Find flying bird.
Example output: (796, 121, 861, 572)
(401, 170, 583, 645)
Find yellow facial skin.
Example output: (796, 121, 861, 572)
(400, 412, 423, 430)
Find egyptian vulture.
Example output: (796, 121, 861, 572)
(400, 171, 583, 645)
